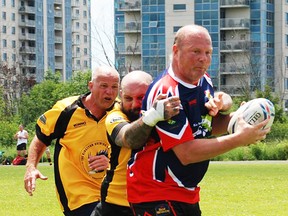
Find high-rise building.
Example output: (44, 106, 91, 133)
(0, 0, 91, 99)
(114, 0, 288, 109)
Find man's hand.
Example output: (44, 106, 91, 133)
(88, 153, 109, 173)
(205, 92, 232, 116)
(143, 95, 181, 126)
(24, 165, 48, 196)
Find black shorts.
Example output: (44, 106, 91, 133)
(92, 201, 133, 216)
(16, 143, 27, 151)
(64, 201, 99, 216)
(130, 200, 201, 216)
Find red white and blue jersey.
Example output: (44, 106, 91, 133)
(127, 67, 214, 204)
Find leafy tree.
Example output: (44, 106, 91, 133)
(18, 70, 92, 126)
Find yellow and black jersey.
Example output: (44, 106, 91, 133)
(36, 93, 112, 212)
(102, 102, 131, 207)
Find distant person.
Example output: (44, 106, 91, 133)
(94, 71, 180, 216)
(14, 124, 28, 158)
(24, 66, 120, 216)
(126, 24, 271, 215)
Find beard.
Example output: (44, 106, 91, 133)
(122, 108, 141, 122)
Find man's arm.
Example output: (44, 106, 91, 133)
(115, 96, 181, 149)
(173, 118, 270, 165)
(24, 135, 48, 196)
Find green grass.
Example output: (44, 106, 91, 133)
(0, 164, 61, 216)
(0, 161, 287, 216)
(200, 161, 288, 216)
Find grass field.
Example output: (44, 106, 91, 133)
(0, 161, 287, 216)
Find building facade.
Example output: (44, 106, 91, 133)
(114, 0, 288, 109)
(0, 0, 91, 99)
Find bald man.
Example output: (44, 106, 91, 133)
(24, 66, 120, 216)
(93, 70, 180, 216)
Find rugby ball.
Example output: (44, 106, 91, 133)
(227, 98, 275, 134)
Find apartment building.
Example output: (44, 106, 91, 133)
(0, 0, 91, 99)
(114, 0, 288, 109)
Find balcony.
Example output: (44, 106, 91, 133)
(18, 19, 36, 27)
(55, 62, 63, 69)
(220, 18, 249, 29)
(54, 11, 62, 17)
(54, 23, 63, 30)
(117, 1, 141, 11)
(117, 21, 141, 33)
(54, 0, 62, 4)
(71, 0, 80, 7)
(220, 62, 248, 74)
(19, 6, 35, 14)
(55, 36, 63, 43)
(19, 46, 36, 54)
(19, 33, 36, 41)
(117, 43, 141, 55)
(19, 60, 36, 68)
(220, 0, 250, 7)
(220, 40, 250, 52)
(55, 49, 63, 56)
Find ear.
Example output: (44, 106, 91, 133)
(172, 44, 178, 55)
(88, 80, 93, 91)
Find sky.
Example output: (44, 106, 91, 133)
(91, 0, 115, 70)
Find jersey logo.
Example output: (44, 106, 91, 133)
(73, 122, 86, 128)
(155, 203, 171, 215)
(39, 114, 47, 124)
(109, 116, 124, 123)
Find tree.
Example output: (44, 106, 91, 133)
(18, 70, 91, 126)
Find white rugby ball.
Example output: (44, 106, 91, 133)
(227, 98, 275, 134)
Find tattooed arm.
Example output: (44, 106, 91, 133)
(115, 95, 180, 149)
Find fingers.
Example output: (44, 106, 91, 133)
(88, 155, 110, 172)
(24, 170, 48, 196)
(162, 96, 181, 119)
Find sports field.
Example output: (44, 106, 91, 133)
(0, 161, 287, 216)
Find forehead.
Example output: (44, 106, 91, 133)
(122, 82, 148, 96)
(96, 74, 119, 83)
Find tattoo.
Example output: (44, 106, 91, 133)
(118, 118, 153, 150)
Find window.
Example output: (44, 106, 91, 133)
(12, 40, 16, 48)
(12, 53, 16, 61)
(83, 10, 87, 18)
(2, 12, 6, 20)
(11, 0, 15, 7)
(286, 35, 288, 47)
(149, 21, 158, 28)
(84, 60, 88, 67)
(11, 26, 15, 34)
(84, 48, 88, 55)
(173, 26, 182, 33)
(2, 0, 6, 6)
(2, 39, 7, 47)
(11, 13, 15, 21)
(84, 35, 88, 43)
(83, 23, 87, 30)
(2, 53, 7, 61)
(173, 4, 186, 11)
(2, 26, 6, 33)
